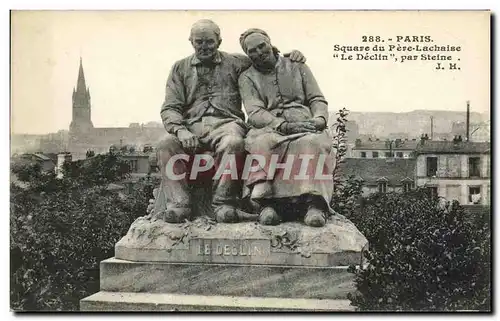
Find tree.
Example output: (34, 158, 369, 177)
(10, 152, 151, 311)
(61, 153, 130, 186)
(142, 144, 153, 153)
(11, 161, 44, 183)
(331, 175, 364, 218)
(329, 107, 359, 214)
(330, 107, 349, 190)
(86, 150, 95, 158)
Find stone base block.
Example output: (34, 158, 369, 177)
(115, 216, 368, 267)
(80, 292, 355, 311)
(100, 258, 355, 300)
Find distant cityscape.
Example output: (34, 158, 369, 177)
(11, 59, 491, 208)
(11, 58, 490, 159)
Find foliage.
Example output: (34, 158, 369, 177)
(86, 150, 95, 158)
(11, 161, 50, 184)
(61, 153, 131, 187)
(329, 107, 358, 215)
(330, 107, 349, 191)
(122, 175, 161, 217)
(330, 175, 364, 217)
(142, 144, 154, 153)
(346, 190, 491, 311)
(10, 153, 157, 311)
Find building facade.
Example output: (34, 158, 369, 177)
(415, 137, 490, 205)
(11, 152, 56, 173)
(351, 138, 418, 159)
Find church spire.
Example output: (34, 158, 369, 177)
(70, 57, 93, 134)
(76, 57, 87, 93)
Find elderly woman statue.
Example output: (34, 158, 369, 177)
(238, 28, 334, 227)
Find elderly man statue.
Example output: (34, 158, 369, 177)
(152, 20, 306, 224)
(238, 28, 334, 227)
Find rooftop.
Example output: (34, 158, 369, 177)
(340, 158, 416, 185)
(32, 153, 52, 161)
(416, 140, 490, 154)
(119, 151, 154, 157)
(353, 139, 419, 150)
(12, 152, 55, 163)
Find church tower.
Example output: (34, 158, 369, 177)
(69, 58, 94, 134)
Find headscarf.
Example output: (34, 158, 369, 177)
(239, 28, 271, 53)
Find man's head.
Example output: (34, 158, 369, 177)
(240, 28, 276, 68)
(189, 19, 222, 63)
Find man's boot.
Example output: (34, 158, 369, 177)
(214, 204, 239, 223)
(157, 207, 192, 224)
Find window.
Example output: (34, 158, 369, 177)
(372, 151, 379, 158)
(360, 151, 367, 158)
(468, 157, 481, 177)
(378, 182, 387, 193)
(396, 152, 404, 158)
(426, 186, 438, 200)
(426, 157, 438, 177)
(403, 182, 414, 193)
(469, 186, 481, 204)
(128, 160, 138, 173)
(384, 152, 391, 158)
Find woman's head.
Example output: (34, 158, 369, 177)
(240, 28, 278, 68)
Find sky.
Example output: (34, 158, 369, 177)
(10, 10, 490, 134)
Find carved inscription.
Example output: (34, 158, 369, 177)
(192, 239, 268, 257)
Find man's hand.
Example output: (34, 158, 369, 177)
(283, 50, 306, 63)
(306, 117, 327, 131)
(280, 121, 317, 134)
(177, 129, 199, 151)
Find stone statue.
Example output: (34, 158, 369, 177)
(150, 20, 306, 224)
(238, 28, 334, 228)
(84, 22, 369, 313)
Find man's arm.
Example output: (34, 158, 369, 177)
(233, 54, 253, 75)
(238, 74, 286, 130)
(160, 63, 188, 135)
(300, 63, 328, 128)
(233, 50, 306, 75)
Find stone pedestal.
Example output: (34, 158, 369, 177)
(80, 214, 368, 311)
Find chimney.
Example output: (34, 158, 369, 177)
(355, 138, 361, 147)
(420, 134, 426, 145)
(56, 152, 72, 179)
(395, 138, 402, 147)
(466, 101, 470, 141)
(430, 116, 434, 140)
